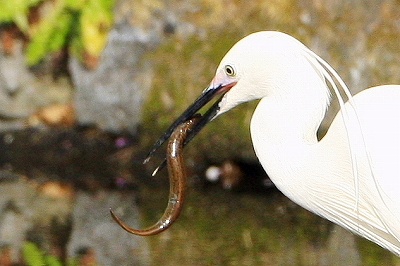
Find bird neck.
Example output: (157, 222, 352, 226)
(250, 80, 336, 209)
(254, 83, 330, 145)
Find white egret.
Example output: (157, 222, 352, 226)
(148, 31, 400, 255)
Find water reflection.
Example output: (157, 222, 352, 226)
(140, 179, 399, 265)
(0, 127, 399, 265)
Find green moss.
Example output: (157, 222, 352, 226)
(141, 31, 257, 162)
(357, 238, 400, 266)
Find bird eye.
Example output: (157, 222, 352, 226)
(224, 65, 236, 77)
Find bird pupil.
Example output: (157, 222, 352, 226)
(226, 65, 234, 76)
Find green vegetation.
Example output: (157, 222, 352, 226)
(0, 0, 42, 31)
(22, 241, 94, 266)
(0, 0, 115, 66)
(22, 242, 62, 266)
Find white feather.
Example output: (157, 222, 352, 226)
(212, 31, 400, 255)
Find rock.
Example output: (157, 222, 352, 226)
(0, 30, 73, 132)
(0, 175, 73, 264)
(67, 0, 200, 134)
(0, 175, 150, 265)
(0, 38, 38, 130)
(69, 16, 159, 134)
(66, 191, 150, 265)
(0, 177, 28, 262)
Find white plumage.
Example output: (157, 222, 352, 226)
(209, 31, 400, 255)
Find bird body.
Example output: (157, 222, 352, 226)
(151, 31, 400, 255)
(251, 85, 400, 254)
(215, 32, 400, 254)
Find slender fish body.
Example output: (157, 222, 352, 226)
(110, 117, 200, 235)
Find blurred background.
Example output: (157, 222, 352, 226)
(0, 0, 399, 265)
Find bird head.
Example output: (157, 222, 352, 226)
(144, 31, 314, 163)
